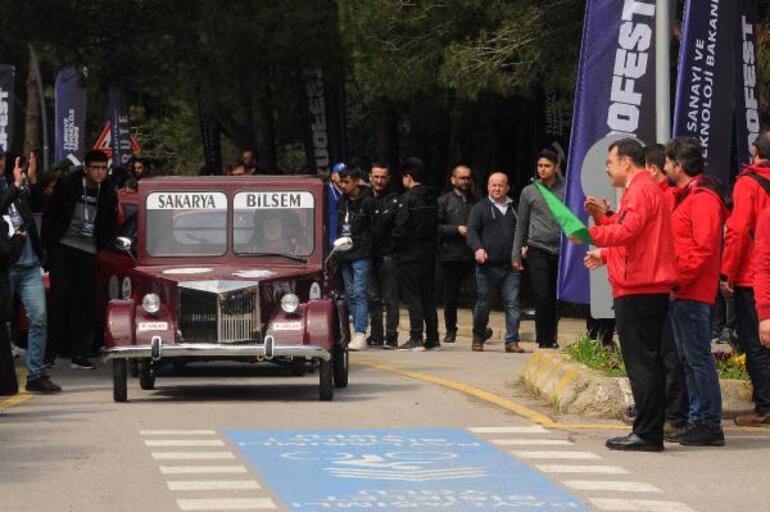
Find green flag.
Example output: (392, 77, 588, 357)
(533, 181, 593, 245)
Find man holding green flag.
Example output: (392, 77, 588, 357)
(512, 149, 565, 349)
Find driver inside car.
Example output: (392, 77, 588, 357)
(250, 209, 305, 255)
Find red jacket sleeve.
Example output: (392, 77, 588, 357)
(676, 192, 723, 289)
(589, 186, 651, 248)
(754, 208, 770, 321)
(722, 178, 755, 282)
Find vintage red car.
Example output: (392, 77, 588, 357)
(101, 175, 351, 402)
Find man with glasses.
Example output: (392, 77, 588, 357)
(580, 139, 677, 452)
(437, 165, 479, 344)
(42, 150, 118, 370)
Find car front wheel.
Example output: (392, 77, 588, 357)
(332, 347, 348, 388)
(319, 358, 333, 401)
(113, 359, 127, 402)
(139, 360, 157, 390)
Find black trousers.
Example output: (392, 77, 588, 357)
(587, 317, 616, 346)
(614, 294, 669, 444)
(398, 261, 439, 343)
(367, 255, 400, 341)
(526, 247, 559, 344)
(441, 261, 474, 332)
(0, 320, 18, 395)
(734, 287, 770, 413)
(661, 312, 689, 424)
(47, 245, 97, 360)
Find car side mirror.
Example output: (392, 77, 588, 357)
(115, 236, 137, 263)
(115, 236, 133, 252)
(332, 236, 353, 253)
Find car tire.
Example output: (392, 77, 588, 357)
(332, 346, 348, 388)
(139, 360, 157, 390)
(113, 359, 128, 402)
(319, 358, 334, 401)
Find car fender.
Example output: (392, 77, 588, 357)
(134, 304, 176, 345)
(105, 299, 136, 348)
(267, 299, 334, 350)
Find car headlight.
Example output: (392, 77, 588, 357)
(281, 293, 300, 314)
(142, 293, 161, 314)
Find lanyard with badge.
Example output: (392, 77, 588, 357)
(341, 202, 353, 237)
(81, 177, 100, 237)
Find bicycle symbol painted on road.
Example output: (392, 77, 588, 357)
(281, 450, 486, 481)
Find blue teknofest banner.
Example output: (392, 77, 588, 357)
(673, 0, 736, 182)
(734, 0, 760, 168)
(54, 66, 87, 163)
(107, 84, 132, 169)
(558, 0, 658, 304)
(0, 64, 15, 153)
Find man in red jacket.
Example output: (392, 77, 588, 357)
(664, 138, 727, 446)
(580, 139, 677, 452)
(723, 132, 770, 426)
(754, 206, 770, 349)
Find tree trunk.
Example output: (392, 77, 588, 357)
(23, 58, 39, 158)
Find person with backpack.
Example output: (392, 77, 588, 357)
(724, 132, 770, 427)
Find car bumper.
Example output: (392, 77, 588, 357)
(103, 335, 332, 362)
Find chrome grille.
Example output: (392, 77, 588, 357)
(177, 281, 260, 343)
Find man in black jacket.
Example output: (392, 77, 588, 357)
(1, 153, 61, 392)
(366, 163, 400, 349)
(393, 157, 440, 351)
(437, 164, 478, 343)
(42, 149, 118, 370)
(467, 172, 523, 353)
(336, 166, 376, 351)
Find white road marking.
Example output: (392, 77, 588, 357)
(590, 498, 696, 512)
(469, 426, 550, 434)
(512, 450, 601, 460)
(536, 465, 629, 474)
(145, 440, 225, 447)
(177, 498, 277, 510)
(151, 452, 236, 460)
(167, 480, 260, 491)
(492, 439, 573, 446)
(141, 430, 217, 435)
(160, 466, 249, 475)
(565, 480, 660, 492)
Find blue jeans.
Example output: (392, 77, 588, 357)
(8, 265, 47, 379)
(341, 259, 370, 334)
(473, 264, 520, 344)
(734, 287, 770, 413)
(669, 300, 722, 429)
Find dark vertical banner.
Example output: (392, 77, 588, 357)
(0, 64, 16, 153)
(734, 0, 760, 167)
(305, 68, 346, 174)
(54, 66, 87, 163)
(672, 0, 736, 182)
(107, 85, 132, 169)
(198, 101, 223, 175)
(558, 0, 658, 304)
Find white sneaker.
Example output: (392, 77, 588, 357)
(11, 344, 26, 358)
(348, 332, 367, 351)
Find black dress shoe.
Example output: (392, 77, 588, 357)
(443, 330, 457, 343)
(605, 433, 663, 452)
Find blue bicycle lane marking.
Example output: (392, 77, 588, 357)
(225, 428, 589, 511)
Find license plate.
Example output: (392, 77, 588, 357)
(272, 321, 302, 331)
(137, 321, 169, 332)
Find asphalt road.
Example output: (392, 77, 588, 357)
(2, 334, 769, 512)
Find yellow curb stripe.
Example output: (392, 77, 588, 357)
(521, 351, 544, 373)
(553, 368, 578, 397)
(352, 358, 770, 434)
(541, 359, 563, 388)
(354, 357, 559, 427)
(0, 369, 33, 412)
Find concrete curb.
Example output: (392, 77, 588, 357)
(518, 351, 755, 419)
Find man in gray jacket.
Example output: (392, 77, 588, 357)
(437, 165, 478, 343)
(512, 149, 564, 349)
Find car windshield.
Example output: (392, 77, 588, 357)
(233, 191, 315, 257)
(145, 192, 228, 256)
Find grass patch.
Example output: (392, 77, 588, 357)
(564, 334, 626, 377)
(564, 334, 750, 381)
